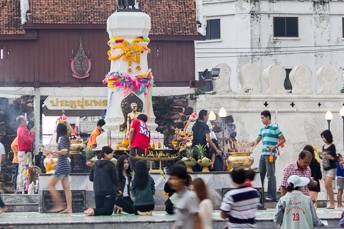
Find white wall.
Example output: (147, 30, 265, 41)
(196, 0, 344, 92)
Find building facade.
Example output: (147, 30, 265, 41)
(196, 0, 344, 93)
(0, 0, 199, 150)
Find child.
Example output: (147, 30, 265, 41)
(337, 154, 344, 208)
(192, 178, 213, 229)
(220, 168, 260, 228)
(274, 175, 321, 229)
(168, 164, 203, 229)
(115, 155, 135, 214)
(84, 146, 117, 216)
(132, 160, 155, 215)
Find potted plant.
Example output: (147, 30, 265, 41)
(194, 144, 212, 172)
(181, 147, 196, 173)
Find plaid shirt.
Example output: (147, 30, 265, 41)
(258, 124, 282, 156)
(280, 162, 311, 196)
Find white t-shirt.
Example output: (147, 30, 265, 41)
(0, 143, 5, 171)
(199, 199, 213, 229)
(123, 176, 129, 197)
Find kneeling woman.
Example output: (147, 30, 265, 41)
(84, 146, 117, 216)
(132, 160, 155, 215)
(116, 155, 135, 214)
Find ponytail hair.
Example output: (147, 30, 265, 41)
(287, 183, 299, 192)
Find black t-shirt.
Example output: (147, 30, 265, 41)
(192, 121, 210, 147)
(322, 144, 337, 170)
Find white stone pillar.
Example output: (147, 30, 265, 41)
(33, 88, 41, 155)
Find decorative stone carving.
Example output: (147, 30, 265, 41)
(239, 63, 260, 94)
(71, 41, 91, 80)
(212, 63, 231, 94)
(316, 65, 338, 94)
(262, 64, 286, 94)
(289, 65, 313, 94)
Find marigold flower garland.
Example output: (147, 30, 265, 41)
(102, 71, 154, 95)
(107, 36, 151, 73)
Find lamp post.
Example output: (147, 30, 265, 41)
(325, 110, 333, 130)
(218, 107, 227, 151)
(340, 107, 344, 151)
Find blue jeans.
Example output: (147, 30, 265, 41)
(12, 164, 18, 192)
(259, 155, 277, 200)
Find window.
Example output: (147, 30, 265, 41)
(273, 17, 299, 37)
(284, 68, 292, 91)
(206, 19, 220, 40)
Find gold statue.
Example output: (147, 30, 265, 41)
(126, 103, 140, 134)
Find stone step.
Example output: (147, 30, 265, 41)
(1, 194, 40, 212)
(0, 211, 340, 229)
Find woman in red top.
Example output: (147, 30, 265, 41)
(128, 114, 150, 167)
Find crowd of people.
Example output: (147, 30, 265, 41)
(2, 109, 344, 228)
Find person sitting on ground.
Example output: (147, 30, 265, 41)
(85, 119, 105, 167)
(168, 164, 203, 229)
(280, 150, 317, 197)
(303, 145, 322, 207)
(115, 155, 135, 214)
(274, 175, 322, 229)
(192, 178, 213, 229)
(132, 160, 155, 216)
(84, 146, 117, 216)
(220, 168, 260, 229)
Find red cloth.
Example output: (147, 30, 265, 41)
(244, 181, 253, 187)
(280, 162, 312, 196)
(131, 119, 150, 151)
(17, 125, 34, 152)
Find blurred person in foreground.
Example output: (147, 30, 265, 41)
(220, 168, 260, 228)
(192, 178, 213, 229)
(169, 164, 203, 229)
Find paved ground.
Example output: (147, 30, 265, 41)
(0, 208, 342, 225)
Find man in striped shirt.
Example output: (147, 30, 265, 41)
(251, 110, 285, 201)
(221, 168, 260, 228)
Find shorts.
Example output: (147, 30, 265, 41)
(338, 177, 344, 190)
(323, 168, 336, 178)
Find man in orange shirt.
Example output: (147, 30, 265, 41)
(86, 119, 105, 166)
(11, 137, 19, 192)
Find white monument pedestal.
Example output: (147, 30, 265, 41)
(97, 11, 163, 149)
